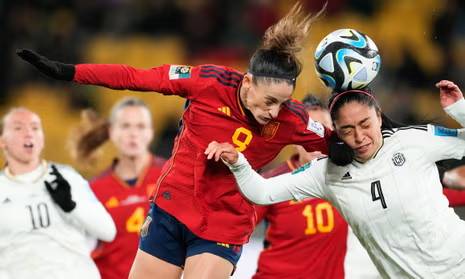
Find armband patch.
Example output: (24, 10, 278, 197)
(434, 126, 458, 137)
(169, 65, 192, 80)
(292, 162, 312, 175)
(307, 118, 325, 138)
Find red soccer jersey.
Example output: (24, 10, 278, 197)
(90, 156, 166, 279)
(74, 63, 331, 244)
(253, 156, 348, 279)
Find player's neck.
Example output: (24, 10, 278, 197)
(114, 152, 151, 180)
(238, 84, 249, 110)
(5, 158, 42, 176)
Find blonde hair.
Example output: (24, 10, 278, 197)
(0, 107, 40, 135)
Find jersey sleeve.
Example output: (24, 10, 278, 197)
(442, 188, 465, 207)
(58, 166, 116, 242)
(225, 153, 327, 205)
(411, 125, 465, 162)
(444, 98, 465, 127)
(74, 64, 200, 99)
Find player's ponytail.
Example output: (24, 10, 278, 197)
(68, 109, 110, 164)
(69, 97, 152, 165)
(248, 2, 324, 86)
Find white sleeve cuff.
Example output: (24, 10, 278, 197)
(445, 98, 465, 127)
(222, 152, 248, 170)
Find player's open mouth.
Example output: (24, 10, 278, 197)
(24, 143, 34, 149)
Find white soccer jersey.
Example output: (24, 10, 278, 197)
(229, 124, 465, 279)
(0, 162, 116, 279)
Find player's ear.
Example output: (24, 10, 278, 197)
(242, 73, 253, 91)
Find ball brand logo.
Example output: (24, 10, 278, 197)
(392, 153, 405, 166)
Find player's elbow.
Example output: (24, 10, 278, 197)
(98, 219, 117, 242)
(240, 191, 274, 206)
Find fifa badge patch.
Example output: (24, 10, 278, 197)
(392, 152, 405, 166)
(169, 65, 192, 80)
(307, 118, 325, 138)
(261, 121, 280, 140)
(292, 162, 312, 174)
(140, 216, 152, 238)
(434, 126, 458, 137)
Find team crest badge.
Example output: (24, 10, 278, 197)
(392, 153, 405, 166)
(261, 121, 280, 140)
(169, 65, 192, 80)
(140, 216, 152, 238)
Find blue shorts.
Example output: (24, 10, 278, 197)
(139, 203, 243, 269)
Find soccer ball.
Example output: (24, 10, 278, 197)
(314, 29, 381, 91)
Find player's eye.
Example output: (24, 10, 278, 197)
(265, 100, 274, 106)
(361, 123, 370, 129)
(340, 129, 352, 136)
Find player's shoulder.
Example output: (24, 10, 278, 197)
(382, 124, 430, 140)
(281, 99, 309, 125)
(89, 167, 114, 186)
(197, 64, 243, 89)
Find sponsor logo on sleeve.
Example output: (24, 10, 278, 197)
(306, 118, 325, 138)
(169, 65, 192, 80)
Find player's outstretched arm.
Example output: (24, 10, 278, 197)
(205, 141, 310, 205)
(17, 48, 188, 94)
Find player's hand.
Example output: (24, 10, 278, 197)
(436, 80, 464, 108)
(294, 146, 325, 164)
(45, 165, 76, 213)
(16, 49, 75, 81)
(204, 141, 238, 164)
(443, 165, 465, 190)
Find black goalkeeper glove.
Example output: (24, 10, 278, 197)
(16, 49, 75, 81)
(45, 165, 77, 213)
